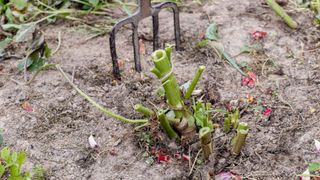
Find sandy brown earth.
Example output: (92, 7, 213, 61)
(1, 0, 320, 179)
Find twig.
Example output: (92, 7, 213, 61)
(71, 66, 76, 83)
(52, 31, 62, 55)
(188, 149, 202, 176)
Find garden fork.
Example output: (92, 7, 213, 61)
(109, 0, 181, 79)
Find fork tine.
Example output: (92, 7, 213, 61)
(132, 23, 142, 72)
(152, 14, 160, 51)
(109, 17, 134, 79)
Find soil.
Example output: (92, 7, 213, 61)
(1, 0, 320, 179)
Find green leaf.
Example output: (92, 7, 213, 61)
(308, 162, 320, 172)
(1, 147, 11, 162)
(0, 164, 5, 177)
(43, 43, 51, 58)
(0, 37, 12, 53)
(239, 45, 253, 54)
(5, 8, 15, 23)
(17, 51, 47, 72)
(14, 23, 35, 43)
(1, 23, 21, 31)
(195, 39, 209, 48)
(180, 81, 190, 92)
(9, 165, 20, 177)
(0, 133, 3, 146)
(194, 111, 205, 127)
(17, 151, 26, 168)
(214, 45, 247, 76)
(10, 0, 28, 10)
(11, 152, 17, 163)
(187, 115, 195, 127)
(205, 23, 219, 41)
(254, 105, 264, 112)
(17, 58, 33, 72)
(156, 86, 165, 97)
(89, 0, 99, 7)
(166, 110, 175, 119)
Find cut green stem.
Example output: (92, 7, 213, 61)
(185, 66, 205, 99)
(57, 65, 148, 124)
(223, 114, 231, 133)
(265, 0, 298, 29)
(199, 127, 213, 160)
(134, 104, 154, 117)
(232, 122, 249, 156)
(151, 49, 184, 118)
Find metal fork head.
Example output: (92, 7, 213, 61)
(109, 0, 181, 79)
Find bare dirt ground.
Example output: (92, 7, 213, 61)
(1, 0, 320, 179)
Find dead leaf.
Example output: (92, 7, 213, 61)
(139, 39, 146, 55)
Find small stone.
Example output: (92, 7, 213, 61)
(57, 96, 66, 102)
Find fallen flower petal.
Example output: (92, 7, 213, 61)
(215, 171, 242, 180)
(158, 153, 170, 162)
(88, 135, 98, 149)
(251, 31, 267, 40)
(242, 72, 257, 87)
(182, 154, 190, 161)
(246, 94, 254, 104)
(241, 77, 251, 86)
(21, 101, 33, 112)
(263, 108, 272, 116)
(300, 169, 310, 180)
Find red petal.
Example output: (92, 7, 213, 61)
(263, 108, 272, 116)
(251, 31, 267, 40)
(158, 152, 170, 162)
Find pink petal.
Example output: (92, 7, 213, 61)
(251, 31, 267, 40)
(22, 101, 33, 112)
(182, 154, 190, 161)
(215, 172, 242, 180)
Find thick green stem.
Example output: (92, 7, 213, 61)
(159, 112, 179, 139)
(199, 127, 213, 160)
(134, 104, 154, 117)
(232, 122, 249, 156)
(265, 0, 298, 29)
(223, 114, 231, 133)
(57, 65, 148, 124)
(151, 49, 184, 118)
(185, 66, 205, 99)
(151, 48, 196, 138)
